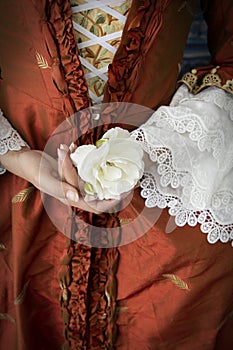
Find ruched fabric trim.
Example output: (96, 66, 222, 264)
(59, 209, 121, 350)
(32, 0, 90, 120)
(67, 211, 121, 350)
(30, 1, 91, 348)
(59, 217, 92, 350)
(30, 1, 120, 348)
(104, 0, 172, 103)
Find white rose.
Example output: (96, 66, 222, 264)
(70, 127, 144, 200)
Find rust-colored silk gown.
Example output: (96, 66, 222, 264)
(0, 1, 233, 349)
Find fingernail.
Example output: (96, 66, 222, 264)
(69, 142, 75, 152)
(57, 148, 66, 161)
(66, 190, 79, 202)
(60, 144, 69, 151)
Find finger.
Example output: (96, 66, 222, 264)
(62, 154, 79, 188)
(38, 159, 100, 213)
(96, 199, 121, 213)
(84, 196, 121, 213)
(60, 144, 69, 152)
(37, 160, 80, 205)
(69, 142, 77, 153)
(70, 196, 101, 214)
(57, 148, 65, 180)
(57, 147, 79, 188)
(40, 178, 79, 204)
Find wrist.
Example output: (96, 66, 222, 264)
(0, 147, 31, 175)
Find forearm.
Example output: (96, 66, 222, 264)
(0, 148, 33, 180)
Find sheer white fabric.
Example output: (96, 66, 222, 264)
(0, 109, 29, 174)
(131, 85, 233, 246)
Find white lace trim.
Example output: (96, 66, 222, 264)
(0, 109, 29, 174)
(131, 85, 233, 247)
(140, 172, 233, 246)
(171, 84, 233, 121)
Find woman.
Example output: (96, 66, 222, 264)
(0, 0, 233, 349)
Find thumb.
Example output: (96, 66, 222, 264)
(38, 166, 80, 205)
(54, 180, 80, 205)
(64, 186, 79, 204)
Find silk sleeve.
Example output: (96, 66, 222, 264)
(180, 0, 233, 94)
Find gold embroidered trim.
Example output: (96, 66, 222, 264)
(35, 52, 51, 69)
(223, 79, 233, 93)
(201, 72, 222, 88)
(180, 71, 198, 91)
(0, 244, 6, 251)
(119, 218, 133, 226)
(12, 186, 34, 203)
(162, 274, 190, 291)
(14, 280, 30, 305)
(179, 66, 233, 95)
(0, 313, 15, 323)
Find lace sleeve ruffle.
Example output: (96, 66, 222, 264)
(131, 84, 233, 247)
(0, 109, 29, 174)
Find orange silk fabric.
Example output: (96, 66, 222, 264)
(0, 0, 233, 349)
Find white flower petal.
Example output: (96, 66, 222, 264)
(102, 185, 121, 200)
(116, 180, 134, 193)
(73, 129, 144, 200)
(113, 161, 143, 180)
(102, 163, 122, 181)
(107, 139, 144, 165)
(102, 127, 130, 140)
(107, 179, 134, 196)
(78, 143, 109, 182)
(70, 144, 96, 168)
(94, 181, 105, 200)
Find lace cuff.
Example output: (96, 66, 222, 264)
(0, 109, 29, 174)
(131, 85, 233, 247)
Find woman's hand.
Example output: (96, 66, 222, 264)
(57, 144, 131, 214)
(0, 148, 82, 207)
(0, 147, 127, 214)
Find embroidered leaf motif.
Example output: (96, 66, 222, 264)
(0, 244, 6, 251)
(36, 52, 51, 69)
(119, 218, 132, 226)
(14, 280, 30, 305)
(0, 313, 15, 323)
(162, 274, 190, 291)
(12, 187, 34, 203)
